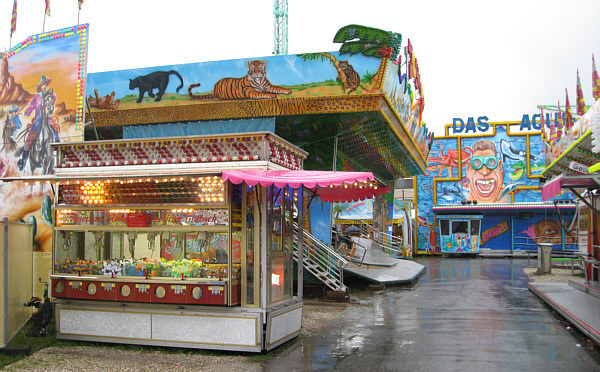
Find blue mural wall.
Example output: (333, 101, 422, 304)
(416, 122, 577, 254)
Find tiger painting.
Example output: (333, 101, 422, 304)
(188, 60, 292, 100)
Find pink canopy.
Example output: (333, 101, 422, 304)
(542, 175, 563, 201)
(222, 169, 391, 203)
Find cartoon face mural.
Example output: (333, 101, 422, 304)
(465, 139, 504, 202)
(415, 122, 577, 254)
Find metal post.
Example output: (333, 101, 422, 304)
(297, 187, 304, 299)
(510, 214, 514, 254)
(3, 218, 8, 346)
(329, 135, 338, 248)
(260, 186, 268, 310)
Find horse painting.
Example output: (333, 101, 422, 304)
(2, 113, 19, 153)
(15, 90, 60, 175)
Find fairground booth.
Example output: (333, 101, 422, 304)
(0, 24, 429, 350)
(416, 119, 577, 255)
(542, 88, 600, 286)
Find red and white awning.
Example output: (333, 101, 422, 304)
(222, 169, 390, 203)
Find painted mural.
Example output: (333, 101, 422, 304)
(416, 122, 577, 254)
(88, 53, 383, 111)
(87, 25, 432, 168)
(0, 25, 88, 252)
(382, 38, 431, 161)
(334, 198, 408, 223)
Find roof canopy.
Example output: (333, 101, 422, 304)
(222, 169, 390, 203)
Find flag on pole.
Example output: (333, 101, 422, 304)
(549, 112, 557, 142)
(565, 89, 574, 129)
(540, 108, 546, 140)
(557, 101, 563, 138)
(10, 0, 17, 37)
(45, 0, 51, 16)
(576, 70, 586, 115)
(78, 0, 85, 10)
(593, 54, 600, 100)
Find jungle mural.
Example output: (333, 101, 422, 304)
(0, 25, 88, 252)
(88, 53, 383, 109)
(86, 24, 432, 169)
(416, 122, 577, 254)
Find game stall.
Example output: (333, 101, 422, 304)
(5, 131, 389, 352)
(542, 95, 600, 284)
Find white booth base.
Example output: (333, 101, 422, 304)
(55, 299, 302, 352)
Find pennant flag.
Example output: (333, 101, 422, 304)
(565, 89, 574, 129)
(45, 0, 50, 16)
(549, 112, 557, 142)
(78, 0, 85, 10)
(557, 101, 563, 138)
(577, 70, 586, 115)
(10, 0, 17, 37)
(540, 108, 546, 140)
(594, 54, 600, 100)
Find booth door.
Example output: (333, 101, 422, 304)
(267, 185, 294, 306)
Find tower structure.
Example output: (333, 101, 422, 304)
(273, 0, 288, 55)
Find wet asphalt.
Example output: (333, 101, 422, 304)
(265, 258, 600, 372)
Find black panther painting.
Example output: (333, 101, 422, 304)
(129, 70, 184, 103)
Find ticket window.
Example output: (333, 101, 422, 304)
(437, 216, 482, 253)
(452, 220, 468, 235)
(470, 219, 481, 236)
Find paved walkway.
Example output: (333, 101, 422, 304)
(269, 258, 600, 371)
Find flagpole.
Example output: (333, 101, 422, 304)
(43, 14, 46, 33)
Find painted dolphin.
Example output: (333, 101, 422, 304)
(438, 184, 463, 203)
(500, 139, 529, 162)
(498, 182, 523, 201)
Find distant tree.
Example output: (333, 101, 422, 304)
(297, 52, 350, 93)
(333, 24, 402, 92)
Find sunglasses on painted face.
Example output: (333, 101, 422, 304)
(470, 155, 498, 170)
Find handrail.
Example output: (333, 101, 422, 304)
(356, 220, 403, 256)
(292, 222, 347, 292)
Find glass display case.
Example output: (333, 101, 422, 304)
(51, 175, 243, 306)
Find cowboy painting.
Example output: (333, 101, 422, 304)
(16, 76, 60, 174)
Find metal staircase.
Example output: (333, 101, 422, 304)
(355, 220, 404, 257)
(292, 223, 348, 292)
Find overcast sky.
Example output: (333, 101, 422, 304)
(1, 0, 599, 135)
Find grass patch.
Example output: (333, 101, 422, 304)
(0, 317, 57, 368)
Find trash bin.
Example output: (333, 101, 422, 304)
(537, 242, 553, 274)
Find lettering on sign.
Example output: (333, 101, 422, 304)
(519, 114, 541, 131)
(569, 161, 588, 174)
(451, 116, 489, 134)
